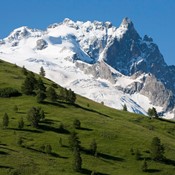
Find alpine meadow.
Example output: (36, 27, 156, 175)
(0, 59, 175, 175)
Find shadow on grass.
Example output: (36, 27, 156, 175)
(73, 104, 111, 118)
(158, 118, 175, 124)
(61, 101, 111, 118)
(16, 111, 26, 114)
(98, 152, 124, 161)
(51, 152, 68, 159)
(25, 146, 43, 154)
(39, 124, 70, 134)
(9, 128, 43, 133)
(0, 151, 9, 155)
(77, 127, 93, 131)
(0, 165, 13, 169)
(0, 146, 17, 152)
(162, 158, 175, 166)
(81, 168, 109, 175)
(147, 169, 161, 173)
(25, 146, 68, 159)
(40, 119, 56, 125)
(81, 147, 124, 162)
(42, 101, 66, 108)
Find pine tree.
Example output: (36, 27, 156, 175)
(27, 107, 42, 128)
(73, 149, 82, 172)
(69, 131, 81, 151)
(47, 87, 58, 102)
(130, 148, 135, 155)
(68, 89, 76, 103)
(21, 66, 28, 75)
(37, 77, 46, 92)
(135, 149, 141, 160)
(59, 138, 63, 147)
(39, 66, 45, 77)
(152, 107, 159, 118)
(147, 108, 154, 117)
(40, 110, 45, 120)
(141, 159, 148, 172)
(90, 139, 97, 156)
(18, 117, 24, 129)
(45, 144, 52, 154)
(21, 73, 37, 95)
(123, 104, 127, 111)
(3, 113, 9, 129)
(17, 136, 23, 146)
(73, 119, 81, 129)
(150, 137, 165, 161)
(36, 90, 46, 103)
(13, 105, 18, 113)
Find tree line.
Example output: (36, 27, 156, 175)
(21, 66, 76, 104)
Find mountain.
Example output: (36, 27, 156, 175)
(0, 17, 175, 119)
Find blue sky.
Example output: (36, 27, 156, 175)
(0, 0, 175, 65)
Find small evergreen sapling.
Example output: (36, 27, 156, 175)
(3, 113, 9, 129)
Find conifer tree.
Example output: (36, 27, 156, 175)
(152, 107, 159, 118)
(13, 105, 18, 113)
(3, 113, 9, 129)
(123, 104, 127, 111)
(27, 107, 42, 128)
(37, 77, 46, 92)
(47, 87, 58, 102)
(18, 117, 24, 129)
(90, 139, 97, 156)
(68, 89, 76, 104)
(36, 90, 46, 103)
(45, 144, 52, 154)
(135, 149, 141, 160)
(69, 131, 81, 151)
(141, 159, 148, 172)
(73, 149, 82, 172)
(21, 66, 28, 75)
(21, 73, 37, 95)
(39, 66, 45, 77)
(150, 137, 165, 161)
(73, 119, 81, 129)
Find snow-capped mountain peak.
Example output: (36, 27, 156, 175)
(0, 18, 175, 119)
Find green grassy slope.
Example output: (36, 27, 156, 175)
(0, 59, 175, 175)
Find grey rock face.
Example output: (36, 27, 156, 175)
(75, 61, 120, 84)
(140, 75, 175, 112)
(36, 39, 48, 50)
(121, 82, 143, 95)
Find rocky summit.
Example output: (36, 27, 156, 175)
(0, 17, 174, 119)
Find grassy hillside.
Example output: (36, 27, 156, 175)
(0, 59, 175, 175)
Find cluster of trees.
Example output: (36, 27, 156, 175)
(147, 107, 159, 118)
(2, 112, 24, 130)
(130, 136, 165, 172)
(21, 68, 76, 104)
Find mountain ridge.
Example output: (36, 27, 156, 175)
(0, 17, 174, 119)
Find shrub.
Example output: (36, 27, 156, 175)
(73, 119, 81, 129)
(0, 87, 21, 97)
